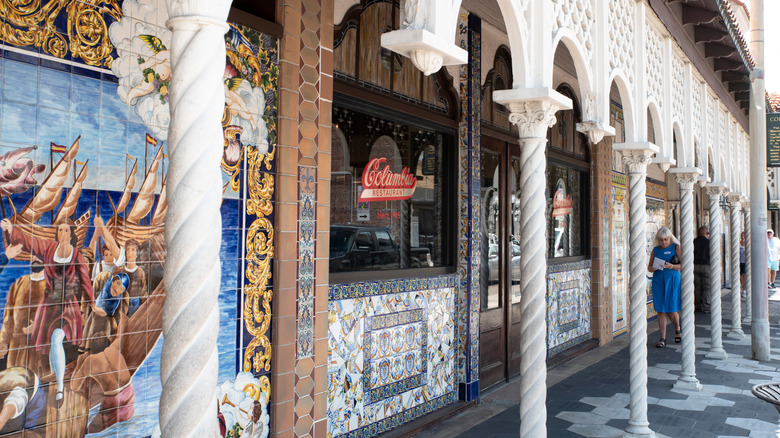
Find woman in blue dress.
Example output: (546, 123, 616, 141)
(647, 227, 682, 348)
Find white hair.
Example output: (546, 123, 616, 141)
(654, 227, 680, 247)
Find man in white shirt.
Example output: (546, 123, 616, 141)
(767, 229, 780, 287)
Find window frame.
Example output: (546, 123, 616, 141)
(328, 91, 458, 284)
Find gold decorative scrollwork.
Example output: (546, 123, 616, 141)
(243, 144, 275, 373)
(0, 0, 120, 67)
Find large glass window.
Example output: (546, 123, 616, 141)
(547, 164, 585, 258)
(329, 104, 452, 275)
(546, 84, 590, 260)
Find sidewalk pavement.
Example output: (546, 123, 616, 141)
(413, 288, 780, 438)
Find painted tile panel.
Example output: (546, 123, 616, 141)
(328, 276, 456, 437)
(0, 1, 277, 437)
(546, 260, 592, 356)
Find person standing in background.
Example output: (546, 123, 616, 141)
(693, 226, 711, 313)
(767, 229, 780, 288)
(740, 232, 746, 298)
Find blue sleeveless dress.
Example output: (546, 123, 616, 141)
(651, 243, 681, 313)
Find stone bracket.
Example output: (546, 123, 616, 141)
(651, 154, 675, 172)
(576, 120, 616, 145)
(381, 29, 467, 75)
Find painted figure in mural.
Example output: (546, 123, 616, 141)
(81, 273, 130, 354)
(0, 146, 46, 197)
(0, 367, 47, 433)
(647, 227, 682, 348)
(71, 332, 135, 433)
(0, 252, 47, 374)
(120, 238, 148, 317)
(128, 35, 171, 105)
(89, 216, 126, 281)
(0, 219, 95, 355)
(692, 226, 711, 313)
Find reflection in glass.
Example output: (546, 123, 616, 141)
(510, 158, 522, 303)
(481, 149, 501, 310)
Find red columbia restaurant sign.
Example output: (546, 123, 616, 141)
(358, 158, 418, 202)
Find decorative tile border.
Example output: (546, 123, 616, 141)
(329, 275, 456, 300)
(297, 167, 316, 358)
(339, 392, 458, 438)
(548, 259, 592, 274)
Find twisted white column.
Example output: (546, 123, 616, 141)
(622, 149, 656, 438)
(161, 2, 231, 436)
(727, 196, 744, 338)
(506, 100, 562, 438)
(742, 199, 752, 324)
(705, 185, 727, 359)
(673, 172, 701, 390)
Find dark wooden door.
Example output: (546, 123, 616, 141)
(479, 135, 523, 391)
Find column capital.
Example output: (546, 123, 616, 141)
(670, 167, 702, 189)
(614, 142, 659, 174)
(165, 0, 231, 24)
(727, 193, 743, 207)
(494, 88, 572, 138)
(704, 183, 727, 197)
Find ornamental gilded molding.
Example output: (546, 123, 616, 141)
(507, 101, 562, 139)
(0, 0, 122, 67)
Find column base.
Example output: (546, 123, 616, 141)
(727, 329, 745, 338)
(752, 319, 771, 361)
(744, 316, 752, 324)
(674, 376, 702, 391)
(624, 422, 656, 438)
(705, 347, 728, 359)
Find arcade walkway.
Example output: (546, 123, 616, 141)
(414, 289, 780, 438)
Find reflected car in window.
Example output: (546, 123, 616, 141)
(487, 242, 521, 283)
(330, 225, 433, 272)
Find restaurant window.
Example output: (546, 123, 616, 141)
(547, 84, 590, 259)
(329, 104, 454, 276)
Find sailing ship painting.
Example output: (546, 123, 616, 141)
(0, 0, 277, 436)
(0, 131, 240, 436)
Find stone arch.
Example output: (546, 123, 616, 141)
(551, 30, 594, 107)
(608, 72, 635, 142)
(707, 146, 715, 182)
(647, 101, 663, 147)
(672, 122, 686, 167)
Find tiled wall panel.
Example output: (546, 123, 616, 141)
(327, 276, 457, 437)
(546, 261, 592, 356)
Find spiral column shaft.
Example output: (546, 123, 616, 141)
(705, 186, 727, 359)
(500, 97, 566, 438)
(728, 197, 744, 337)
(160, 6, 231, 437)
(622, 150, 655, 438)
(742, 200, 752, 324)
(673, 173, 701, 390)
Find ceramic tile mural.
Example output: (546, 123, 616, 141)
(328, 276, 457, 437)
(546, 261, 592, 357)
(612, 173, 628, 336)
(0, 1, 276, 436)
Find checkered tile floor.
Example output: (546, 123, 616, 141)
(419, 290, 780, 438)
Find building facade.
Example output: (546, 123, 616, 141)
(0, 0, 755, 437)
